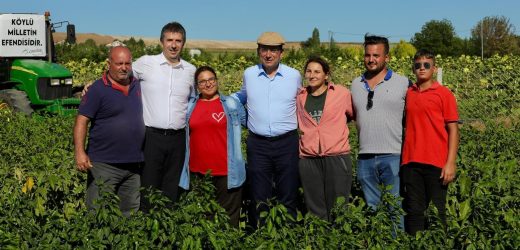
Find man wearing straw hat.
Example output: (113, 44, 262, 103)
(234, 31, 302, 227)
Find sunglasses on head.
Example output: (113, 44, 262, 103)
(414, 62, 432, 70)
(366, 90, 374, 110)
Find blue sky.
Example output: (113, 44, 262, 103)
(2, 0, 519, 42)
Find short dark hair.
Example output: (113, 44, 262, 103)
(304, 56, 330, 75)
(413, 49, 436, 65)
(160, 22, 186, 43)
(194, 66, 217, 83)
(364, 34, 389, 55)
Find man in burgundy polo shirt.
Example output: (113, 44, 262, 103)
(73, 46, 144, 217)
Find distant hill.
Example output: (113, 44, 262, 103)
(53, 32, 362, 50)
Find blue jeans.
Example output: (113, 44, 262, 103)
(357, 154, 403, 232)
(357, 154, 401, 208)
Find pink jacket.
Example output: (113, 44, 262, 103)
(296, 82, 354, 158)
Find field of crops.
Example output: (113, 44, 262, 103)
(1, 54, 518, 248)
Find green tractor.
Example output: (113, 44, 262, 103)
(0, 12, 80, 115)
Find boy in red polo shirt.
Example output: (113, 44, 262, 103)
(401, 49, 460, 235)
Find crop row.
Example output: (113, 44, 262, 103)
(0, 55, 518, 248)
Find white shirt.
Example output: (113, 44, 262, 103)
(133, 53, 196, 129)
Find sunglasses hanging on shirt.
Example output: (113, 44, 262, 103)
(366, 90, 374, 110)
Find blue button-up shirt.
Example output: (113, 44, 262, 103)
(233, 63, 301, 137)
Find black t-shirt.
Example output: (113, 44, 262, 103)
(304, 88, 327, 123)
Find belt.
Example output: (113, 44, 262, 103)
(249, 129, 297, 141)
(146, 126, 184, 136)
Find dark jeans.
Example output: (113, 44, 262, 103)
(299, 154, 352, 221)
(401, 162, 448, 235)
(246, 130, 300, 227)
(87, 162, 141, 217)
(193, 174, 243, 227)
(141, 127, 186, 211)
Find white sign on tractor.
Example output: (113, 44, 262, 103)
(0, 14, 46, 57)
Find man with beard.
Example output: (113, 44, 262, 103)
(132, 22, 196, 211)
(351, 34, 411, 229)
(74, 46, 144, 217)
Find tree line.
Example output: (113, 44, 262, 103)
(410, 16, 519, 57)
(301, 15, 520, 58)
(56, 15, 519, 63)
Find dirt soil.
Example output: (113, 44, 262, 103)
(54, 32, 360, 50)
(53, 32, 332, 50)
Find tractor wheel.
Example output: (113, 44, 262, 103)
(0, 89, 34, 115)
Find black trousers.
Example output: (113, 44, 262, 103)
(141, 127, 186, 211)
(299, 154, 353, 221)
(401, 162, 448, 235)
(193, 174, 242, 227)
(246, 130, 300, 227)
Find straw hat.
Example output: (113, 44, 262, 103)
(257, 32, 285, 46)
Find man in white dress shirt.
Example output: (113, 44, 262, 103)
(132, 22, 196, 211)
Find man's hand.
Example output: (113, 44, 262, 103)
(441, 122, 460, 185)
(75, 151, 92, 172)
(440, 162, 456, 185)
(81, 82, 94, 97)
(73, 114, 91, 172)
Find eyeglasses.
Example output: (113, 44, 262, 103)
(197, 77, 217, 86)
(414, 62, 432, 70)
(366, 90, 374, 110)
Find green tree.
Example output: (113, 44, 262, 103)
(470, 15, 520, 57)
(410, 19, 461, 56)
(301, 28, 321, 49)
(391, 40, 416, 58)
(56, 38, 107, 62)
(122, 37, 147, 59)
(451, 37, 474, 56)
